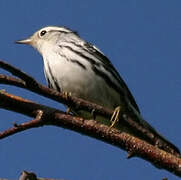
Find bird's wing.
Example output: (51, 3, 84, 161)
(84, 42, 140, 113)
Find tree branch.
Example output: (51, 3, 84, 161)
(0, 60, 181, 177)
(0, 90, 181, 177)
(0, 60, 179, 156)
(19, 170, 64, 180)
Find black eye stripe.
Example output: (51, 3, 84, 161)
(40, 30, 47, 36)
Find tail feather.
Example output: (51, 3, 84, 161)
(129, 104, 180, 157)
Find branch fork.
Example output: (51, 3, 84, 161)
(0, 60, 181, 177)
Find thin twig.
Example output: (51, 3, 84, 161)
(0, 61, 38, 85)
(0, 61, 179, 157)
(0, 91, 181, 177)
(0, 113, 44, 139)
(18, 170, 64, 180)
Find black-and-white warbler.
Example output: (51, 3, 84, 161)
(16, 26, 180, 156)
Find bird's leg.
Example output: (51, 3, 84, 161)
(66, 107, 71, 114)
(62, 91, 72, 114)
(91, 109, 96, 120)
(109, 106, 121, 129)
(62, 91, 72, 99)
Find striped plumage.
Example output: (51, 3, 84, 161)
(16, 26, 180, 156)
(39, 27, 139, 113)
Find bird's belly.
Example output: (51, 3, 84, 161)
(43, 52, 134, 134)
(44, 58, 120, 110)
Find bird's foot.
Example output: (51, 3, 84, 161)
(66, 107, 71, 114)
(109, 106, 121, 129)
(62, 91, 72, 100)
(91, 109, 96, 120)
(62, 92, 72, 114)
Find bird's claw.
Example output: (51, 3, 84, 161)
(66, 107, 71, 114)
(91, 109, 96, 120)
(63, 91, 72, 100)
(109, 106, 121, 130)
(62, 92, 72, 114)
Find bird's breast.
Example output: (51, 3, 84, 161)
(43, 53, 121, 110)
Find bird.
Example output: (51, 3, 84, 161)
(16, 26, 180, 156)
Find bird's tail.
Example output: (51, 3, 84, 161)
(128, 104, 180, 157)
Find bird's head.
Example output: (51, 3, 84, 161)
(16, 26, 77, 54)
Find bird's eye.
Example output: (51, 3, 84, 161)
(40, 30, 47, 37)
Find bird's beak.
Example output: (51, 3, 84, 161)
(15, 37, 32, 45)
